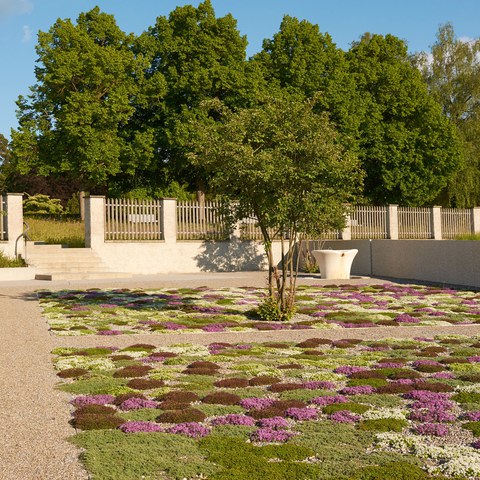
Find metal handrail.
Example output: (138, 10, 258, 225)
(15, 221, 30, 259)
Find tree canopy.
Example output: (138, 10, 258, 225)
(187, 94, 363, 319)
(6, 3, 468, 207)
(418, 23, 480, 207)
(347, 33, 461, 205)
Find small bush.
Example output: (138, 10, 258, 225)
(269, 383, 303, 393)
(454, 392, 480, 404)
(352, 461, 430, 480)
(296, 338, 332, 348)
(113, 365, 153, 378)
(57, 368, 89, 378)
(462, 421, 480, 437)
(202, 392, 241, 406)
(350, 370, 387, 380)
(249, 376, 281, 386)
(358, 418, 407, 432)
(72, 413, 125, 430)
(113, 393, 147, 406)
(158, 401, 192, 411)
(376, 384, 415, 395)
(323, 403, 369, 415)
(277, 363, 304, 370)
(187, 361, 220, 370)
(155, 391, 200, 403)
(74, 405, 117, 417)
(0, 252, 27, 268)
(183, 368, 218, 376)
(156, 408, 206, 424)
(214, 378, 250, 389)
(127, 378, 165, 390)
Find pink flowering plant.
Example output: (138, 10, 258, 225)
(38, 283, 480, 335)
(53, 332, 480, 479)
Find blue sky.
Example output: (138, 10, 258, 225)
(1, 0, 479, 139)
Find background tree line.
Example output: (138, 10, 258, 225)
(1, 1, 478, 207)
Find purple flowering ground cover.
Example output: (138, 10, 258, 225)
(38, 283, 480, 335)
(55, 336, 480, 479)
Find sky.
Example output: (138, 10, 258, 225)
(0, 0, 479, 139)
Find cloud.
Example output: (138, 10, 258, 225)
(22, 24, 31, 42)
(0, 0, 33, 17)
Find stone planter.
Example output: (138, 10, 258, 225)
(311, 249, 358, 280)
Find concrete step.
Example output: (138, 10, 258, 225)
(26, 242, 127, 281)
(35, 271, 133, 281)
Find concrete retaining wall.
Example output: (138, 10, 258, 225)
(323, 239, 480, 288)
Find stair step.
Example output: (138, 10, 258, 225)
(35, 272, 132, 281)
(26, 243, 122, 281)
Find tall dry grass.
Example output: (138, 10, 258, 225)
(25, 216, 85, 248)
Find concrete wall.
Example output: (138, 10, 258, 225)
(0, 194, 25, 259)
(323, 239, 480, 288)
(85, 196, 282, 274)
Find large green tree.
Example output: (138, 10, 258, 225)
(10, 7, 155, 190)
(418, 23, 480, 207)
(188, 95, 363, 320)
(253, 15, 364, 151)
(138, 0, 261, 193)
(347, 33, 461, 205)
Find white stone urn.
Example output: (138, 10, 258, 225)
(311, 249, 358, 280)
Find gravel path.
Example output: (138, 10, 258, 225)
(2, 271, 480, 480)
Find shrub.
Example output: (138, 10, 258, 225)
(248, 407, 287, 420)
(72, 413, 125, 430)
(202, 392, 241, 406)
(347, 378, 388, 388)
(214, 378, 250, 388)
(453, 392, 480, 404)
(158, 401, 192, 411)
(113, 365, 153, 378)
(113, 393, 147, 406)
(121, 344, 157, 351)
(352, 461, 430, 480)
(376, 384, 415, 395)
(358, 418, 407, 432)
(187, 361, 220, 370)
(462, 421, 480, 437)
(156, 408, 206, 424)
(155, 391, 200, 403)
(23, 193, 63, 215)
(269, 383, 303, 393)
(0, 252, 27, 268)
(249, 376, 281, 386)
(414, 364, 446, 373)
(182, 367, 218, 376)
(57, 368, 89, 378)
(323, 403, 369, 415)
(74, 405, 117, 417)
(296, 338, 332, 348)
(127, 378, 165, 390)
(277, 363, 304, 370)
(350, 370, 388, 380)
(420, 346, 448, 355)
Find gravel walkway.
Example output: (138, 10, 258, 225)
(2, 271, 480, 480)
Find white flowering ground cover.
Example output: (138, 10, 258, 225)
(54, 335, 480, 480)
(38, 284, 480, 335)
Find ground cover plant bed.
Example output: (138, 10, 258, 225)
(54, 336, 480, 479)
(39, 284, 480, 335)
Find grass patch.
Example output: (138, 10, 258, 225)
(26, 215, 85, 247)
(0, 251, 27, 267)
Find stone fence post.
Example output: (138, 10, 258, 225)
(161, 198, 177, 244)
(472, 207, 480, 235)
(5, 193, 24, 258)
(84, 196, 105, 249)
(431, 206, 442, 240)
(387, 205, 398, 240)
